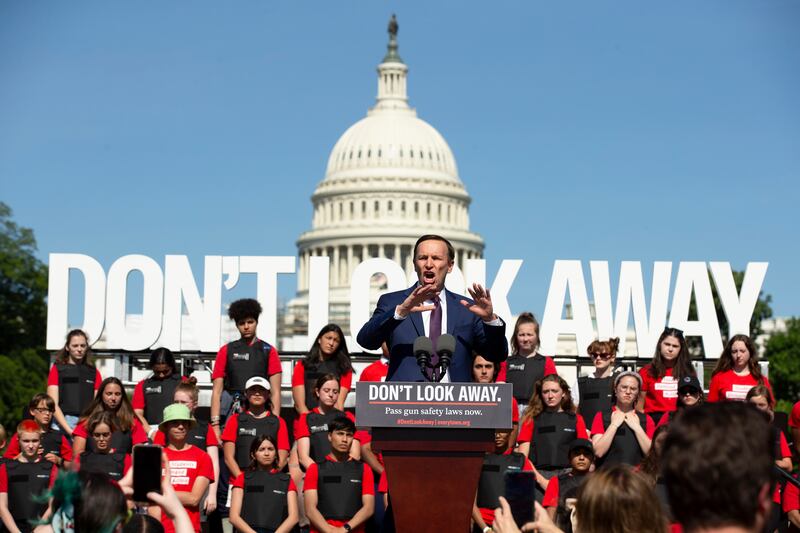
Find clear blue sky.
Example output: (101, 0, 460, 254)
(2, 1, 798, 325)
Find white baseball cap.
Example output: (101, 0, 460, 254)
(245, 376, 270, 391)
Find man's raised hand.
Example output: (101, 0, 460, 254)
(462, 283, 497, 321)
(395, 284, 439, 318)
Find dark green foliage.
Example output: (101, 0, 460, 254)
(764, 318, 800, 411)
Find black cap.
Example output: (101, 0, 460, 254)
(568, 438, 594, 456)
(678, 375, 702, 393)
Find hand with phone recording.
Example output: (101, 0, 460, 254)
(493, 496, 564, 533)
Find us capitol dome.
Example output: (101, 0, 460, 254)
(283, 15, 485, 342)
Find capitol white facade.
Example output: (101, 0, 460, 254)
(283, 18, 485, 340)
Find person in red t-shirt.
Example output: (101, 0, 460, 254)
(472, 426, 536, 531)
(132, 347, 183, 437)
(708, 334, 772, 403)
(72, 377, 148, 457)
(4, 394, 72, 468)
(75, 411, 132, 481)
(784, 472, 800, 529)
(358, 342, 389, 384)
(592, 371, 655, 469)
(637, 327, 695, 425)
(293, 324, 354, 415)
(155, 403, 215, 533)
(210, 299, 282, 438)
(229, 434, 298, 533)
(542, 439, 594, 530)
(46, 329, 102, 436)
(791, 400, 800, 457)
(304, 416, 374, 533)
(0, 421, 58, 533)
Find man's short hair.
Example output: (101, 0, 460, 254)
(228, 298, 263, 323)
(662, 402, 775, 531)
(328, 415, 356, 435)
(413, 234, 455, 262)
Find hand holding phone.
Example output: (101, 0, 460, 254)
(132, 444, 163, 502)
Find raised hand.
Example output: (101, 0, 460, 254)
(461, 283, 496, 321)
(395, 284, 440, 318)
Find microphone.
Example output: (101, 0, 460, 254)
(435, 334, 456, 382)
(413, 336, 433, 381)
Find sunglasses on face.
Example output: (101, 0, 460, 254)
(680, 389, 700, 397)
(590, 352, 613, 360)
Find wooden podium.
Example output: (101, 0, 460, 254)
(358, 382, 513, 532)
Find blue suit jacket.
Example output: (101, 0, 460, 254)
(356, 285, 508, 382)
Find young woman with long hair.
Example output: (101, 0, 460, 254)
(637, 327, 695, 425)
(709, 334, 772, 402)
(292, 324, 353, 415)
(132, 347, 183, 437)
(72, 377, 147, 457)
(46, 329, 103, 436)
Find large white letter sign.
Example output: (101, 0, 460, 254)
(105, 255, 164, 351)
(239, 256, 295, 345)
(307, 256, 330, 345)
(670, 262, 722, 357)
(161, 255, 223, 352)
(710, 262, 769, 338)
(350, 258, 408, 352)
(46, 254, 106, 350)
(540, 260, 593, 355)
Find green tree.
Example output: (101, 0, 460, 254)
(0, 203, 49, 430)
(763, 318, 800, 414)
(687, 269, 773, 357)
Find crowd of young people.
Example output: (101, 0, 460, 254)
(1, 298, 798, 533)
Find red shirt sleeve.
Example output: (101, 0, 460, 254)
(512, 398, 519, 424)
(132, 380, 145, 410)
(340, 369, 353, 390)
(378, 472, 388, 493)
(94, 369, 102, 390)
(784, 477, 800, 513)
(304, 463, 318, 491)
(206, 425, 220, 447)
(707, 373, 721, 402)
(60, 435, 73, 461)
(73, 420, 88, 439)
(231, 472, 245, 489)
(153, 430, 166, 446)
(0, 464, 7, 493)
(362, 464, 375, 496)
(522, 458, 534, 472)
(47, 365, 59, 387)
(277, 417, 290, 451)
(791, 401, 800, 429)
(779, 432, 792, 458)
(543, 357, 557, 376)
(576, 415, 588, 439)
(517, 419, 533, 444)
(295, 413, 310, 440)
(590, 411, 605, 436)
(49, 464, 59, 488)
(3, 435, 19, 458)
(288, 477, 297, 492)
(221, 415, 239, 442)
(496, 361, 507, 383)
(211, 344, 228, 380)
(542, 475, 559, 508)
(267, 345, 282, 377)
(291, 361, 306, 387)
(131, 419, 148, 445)
(645, 415, 656, 439)
(198, 449, 214, 482)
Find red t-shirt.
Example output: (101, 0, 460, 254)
(791, 400, 800, 429)
(210, 338, 282, 380)
(542, 472, 589, 509)
(773, 431, 793, 504)
(4, 431, 73, 461)
(0, 460, 59, 492)
(231, 469, 298, 491)
(294, 409, 366, 442)
(304, 456, 375, 533)
(517, 414, 589, 444)
(638, 365, 678, 413)
(220, 411, 290, 451)
(478, 450, 535, 526)
(496, 356, 557, 383)
(153, 424, 220, 447)
(291, 361, 353, 390)
(162, 445, 215, 533)
(378, 471, 388, 493)
(511, 398, 520, 424)
(72, 417, 148, 450)
(359, 359, 389, 383)
(590, 407, 656, 439)
(784, 474, 800, 513)
(47, 364, 102, 390)
(707, 370, 772, 402)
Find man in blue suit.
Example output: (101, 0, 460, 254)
(357, 234, 508, 382)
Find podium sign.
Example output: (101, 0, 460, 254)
(356, 381, 513, 429)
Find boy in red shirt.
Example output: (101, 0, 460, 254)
(543, 439, 594, 530)
(304, 416, 374, 533)
(0, 421, 58, 533)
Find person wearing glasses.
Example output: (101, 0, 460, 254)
(708, 334, 772, 403)
(132, 347, 184, 438)
(572, 338, 620, 436)
(591, 371, 655, 468)
(3, 393, 72, 468)
(637, 327, 696, 425)
(76, 411, 131, 481)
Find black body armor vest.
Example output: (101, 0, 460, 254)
(316, 460, 364, 521)
(529, 412, 578, 470)
(55, 363, 96, 417)
(476, 452, 527, 509)
(240, 470, 291, 529)
(234, 413, 280, 469)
